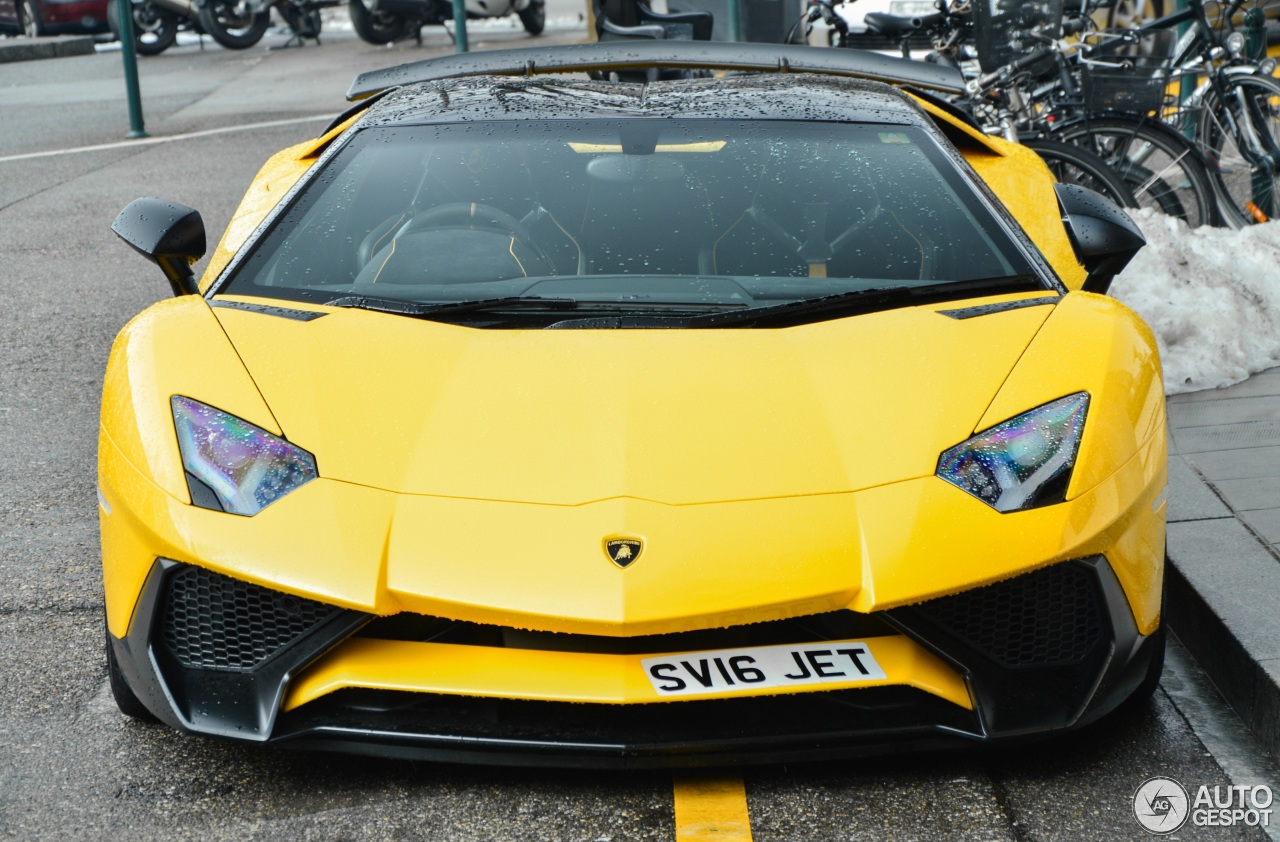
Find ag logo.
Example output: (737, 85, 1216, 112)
(1134, 777, 1190, 835)
(604, 538, 644, 568)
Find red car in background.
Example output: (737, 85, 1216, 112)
(0, 0, 109, 36)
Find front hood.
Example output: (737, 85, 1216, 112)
(213, 298, 1053, 505)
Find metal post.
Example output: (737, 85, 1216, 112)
(115, 0, 148, 138)
(1243, 5, 1265, 61)
(724, 0, 742, 41)
(1177, 0, 1193, 107)
(451, 0, 468, 52)
(1243, 6, 1271, 217)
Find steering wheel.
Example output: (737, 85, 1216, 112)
(357, 201, 557, 278)
(396, 202, 551, 262)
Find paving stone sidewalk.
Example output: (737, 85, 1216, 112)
(1166, 365, 1280, 767)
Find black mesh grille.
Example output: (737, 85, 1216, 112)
(912, 563, 1104, 668)
(161, 565, 341, 671)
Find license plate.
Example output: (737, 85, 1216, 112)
(641, 640, 886, 697)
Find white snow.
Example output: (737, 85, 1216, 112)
(1110, 210, 1280, 395)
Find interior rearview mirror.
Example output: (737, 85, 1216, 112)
(1053, 183, 1146, 295)
(111, 198, 206, 297)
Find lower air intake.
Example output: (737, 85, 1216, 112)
(160, 565, 342, 671)
(912, 562, 1104, 668)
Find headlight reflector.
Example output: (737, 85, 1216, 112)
(171, 396, 317, 516)
(936, 393, 1089, 512)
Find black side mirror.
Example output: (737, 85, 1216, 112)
(1053, 183, 1146, 295)
(111, 198, 206, 297)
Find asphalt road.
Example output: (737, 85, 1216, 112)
(1, 25, 1279, 841)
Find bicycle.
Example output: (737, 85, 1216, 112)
(959, 0, 1222, 227)
(798, 0, 1140, 210)
(1131, 0, 1280, 224)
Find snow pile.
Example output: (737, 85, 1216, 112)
(1110, 210, 1280, 395)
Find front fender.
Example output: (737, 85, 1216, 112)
(99, 296, 280, 635)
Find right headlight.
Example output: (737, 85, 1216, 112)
(936, 392, 1089, 513)
(171, 396, 317, 516)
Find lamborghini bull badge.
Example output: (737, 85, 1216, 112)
(604, 538, 644, 568)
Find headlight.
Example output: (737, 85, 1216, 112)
(936, 393, 1089, 513)
(1225, 31, 1246, 59)
(171, 396, 317, 516)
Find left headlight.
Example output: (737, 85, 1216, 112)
(936, 392, 1089, 513)
(171, 396, 317, 516)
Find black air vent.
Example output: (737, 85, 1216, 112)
(160, 565, 342, 671)
(912, 563, 1104, 668)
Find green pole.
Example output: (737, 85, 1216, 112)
(1177, 0, 1193, 107)
(724, 0, 742, 41)
(1243, 6, 1271, 217)
(1243, 5, 1265, 62)
(115, 0, 148, 139)
(451, 0, 468, 52)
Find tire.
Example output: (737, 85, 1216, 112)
(1059, 116, 1221, 228)
(517, 0, 544, 35)
(107, 0, 180, 55)
(197, 0, 269, 49)
(1024, 138, 1140, 210)
(1105, 0, 1164, 29)
(280, 1, 321, 37)
(1196, 73, 1280, 226)
(347, 0, 407, 44)
(21, 0, 44, 37)
(105, 625, 157, 722)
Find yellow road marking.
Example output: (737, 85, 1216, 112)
(673, 772, 753, 841)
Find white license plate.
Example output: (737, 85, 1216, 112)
(641, 640, 886, 697)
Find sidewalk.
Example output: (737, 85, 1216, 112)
(1165, 364, 1280, 766)
(0, 34, 94, 63)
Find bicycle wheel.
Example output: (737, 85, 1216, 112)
(1024, 138, 1140, 209)
(1196, 73, 1280, 225)
(1059, 116, 1221, 228)
(1105, 0, 1164, 29)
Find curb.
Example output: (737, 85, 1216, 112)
(1165, 452, 1280, 768)
(0, 35, 95, 64)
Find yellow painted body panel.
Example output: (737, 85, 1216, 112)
(100, 296, 280, 503)
(979, 292, 1166, 497)
(212, 298, 1054, 503)
(281, 634, 973, 710)
(100, 289, 1166, 648)
(967, 144, 1089, 291)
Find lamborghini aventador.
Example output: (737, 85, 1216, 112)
(101, 41, 1166, 767)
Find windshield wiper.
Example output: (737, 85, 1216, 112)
(325, 294, 749, 320)
(324, 295, 580, 318)
(687, 275, 1044, 328)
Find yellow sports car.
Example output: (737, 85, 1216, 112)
(101, 41, 1166, 767)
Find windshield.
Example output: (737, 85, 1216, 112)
(219, 119, 1042, 321)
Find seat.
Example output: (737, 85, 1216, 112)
(594, 0, 713, 42)
(590, 0, 713, 81)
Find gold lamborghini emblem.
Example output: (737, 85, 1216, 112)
(604, 538, 644, 568)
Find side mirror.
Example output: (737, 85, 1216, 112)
(111, 198, 206, 297)
(1053, 183, 1146, 295)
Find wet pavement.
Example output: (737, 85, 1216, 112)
(2, 25, 1279, 841)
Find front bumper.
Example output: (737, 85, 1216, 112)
(110, 555, 1163, 768)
